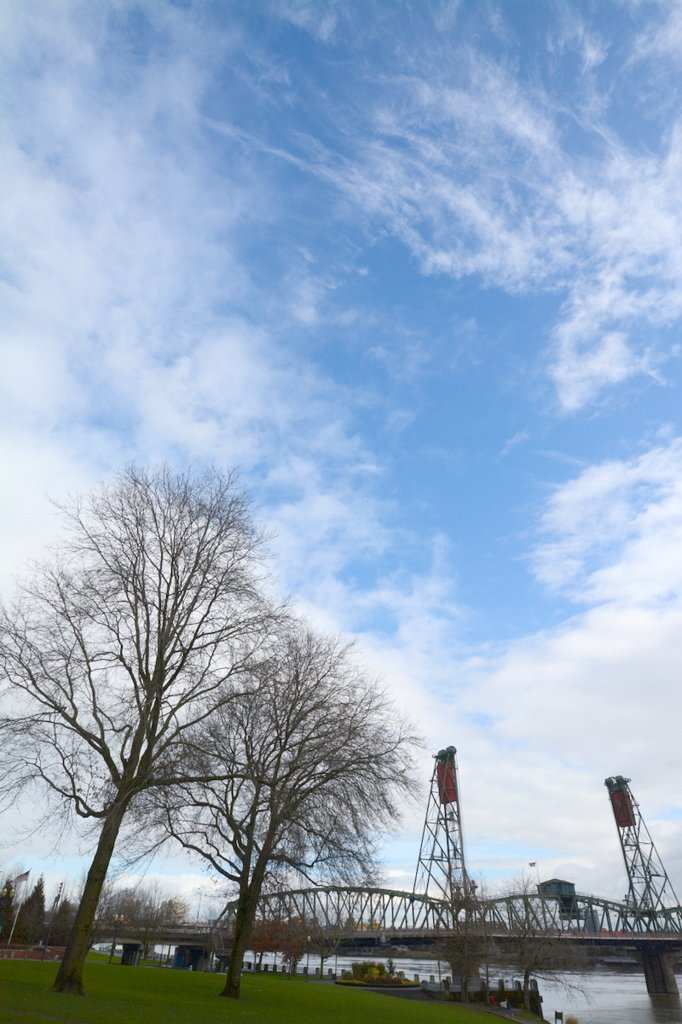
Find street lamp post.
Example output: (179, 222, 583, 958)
(108, 915, 124, 964)
(41, 883, 63, 961)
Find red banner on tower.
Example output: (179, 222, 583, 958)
(610, 788, 636, 828)
(436, 761, 457, 804)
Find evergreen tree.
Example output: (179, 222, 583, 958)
(15, 876, 45, 943)
(49, 900, 76, 947)
(0, 879, 14, 940)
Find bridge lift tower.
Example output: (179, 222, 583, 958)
(605, 775, 681, 996)
(413, 745, 471, 901)
(605, 775, 679, 913)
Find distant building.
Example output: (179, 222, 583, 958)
(537, 878, 578, 918)
(537, 878, 576, 898)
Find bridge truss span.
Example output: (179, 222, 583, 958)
(482, 892, 682, 937)
(213, 885, 453, 938)
(213, 885, 682, 941)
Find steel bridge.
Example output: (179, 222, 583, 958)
(213, 884, 682, 939)
(212, 753, 682, 995)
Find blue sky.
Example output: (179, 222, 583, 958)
(2, 0, 682, 910)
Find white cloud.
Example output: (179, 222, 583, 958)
(451, 437, 682, 895)
(633, 0, 682, 65)
(7, 2, 682, 426)
(335, 437, 682, 899)
(532, 435, 682, 603)
(271, 0, 343, 42)
(456, 598, 682, 899)
(500, 430, 529, 456)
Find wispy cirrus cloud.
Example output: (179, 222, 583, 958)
(271, 0, 344, 41)
(23, 1, 678, 417)
(261, 14, 682, 410)
(348, 85, 682, 410)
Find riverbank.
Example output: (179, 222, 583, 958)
(1, 961, 540, 1024)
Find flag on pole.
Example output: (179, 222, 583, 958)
(528, 862, 536, 868)
(7, 871, 31, 945)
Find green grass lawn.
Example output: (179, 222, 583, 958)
(0, 960, 520, 1024)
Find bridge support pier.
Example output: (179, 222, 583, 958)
(635, 946, 679, 995)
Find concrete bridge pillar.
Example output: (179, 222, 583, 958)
(635, 946, 679, 996)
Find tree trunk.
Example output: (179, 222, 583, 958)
(523, 969, 531, 1011)
(285, 958, 300, 978)
(221, 891, 258, 998)
(53, 798, 129, 995)
(221, 851, 272, 999)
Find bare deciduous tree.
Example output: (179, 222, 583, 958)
(102, 882, 187, 960)
(277, 918, 307, 976)
(440, 886, 487, 1002)
(497, 876, 589, 1012)
(247, 916, 283, 969)
(0, 465, 278, 994)
(148, 625, 420, 998)
(307, 919, 344, 979)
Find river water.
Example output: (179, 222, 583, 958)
(535, 973, 682, 1024)
(244, 951, 682, 1023)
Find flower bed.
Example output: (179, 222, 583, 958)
(335, 961, 420, 988)
(335, 978, 420, 988)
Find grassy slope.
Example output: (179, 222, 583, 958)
(0, 961, 504, 1024)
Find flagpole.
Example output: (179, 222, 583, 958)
(7, 873, 30, 945)
(528, 862, 541, 889)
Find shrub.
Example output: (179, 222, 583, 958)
(350, 960, 386, 980)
